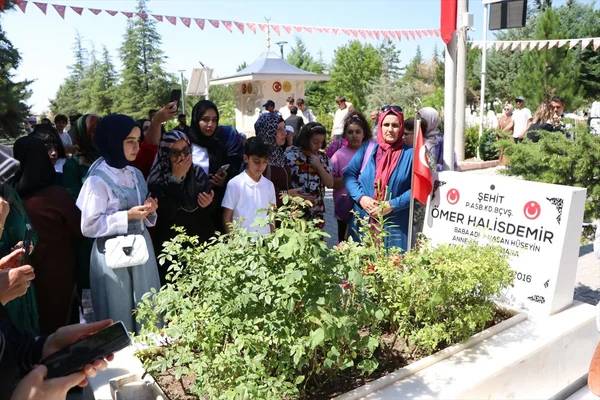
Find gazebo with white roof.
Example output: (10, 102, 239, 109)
(209, 51, 329, 136)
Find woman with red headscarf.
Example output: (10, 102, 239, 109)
(343, 105, 413, 250)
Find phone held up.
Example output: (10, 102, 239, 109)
(42, 321, 131, 379)
(169, 89, 182, 112)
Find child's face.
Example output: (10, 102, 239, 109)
(245, 154, 269, 177)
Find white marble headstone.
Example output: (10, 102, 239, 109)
(423, 171, 586, 315)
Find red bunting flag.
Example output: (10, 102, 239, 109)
(246, 22, 256, 33)
(222, 20, 232, 32)
(16, 0, 27, 12)
(294, 25, 302, 32)
(342, 28, 351, 36)
(52, 3, 65, 18)
(152, 14, 163, 22)
(234, 21, 244, 33)
(208, 19, 219, 28)
(121, 11, 133, 18)
(412, 121, 433, 205)
(382, 30, 390, 39)
(283, 25, 292, 34)
(180, 17, 191, 27)
(373, 30, 380, 40)
(33, 2, 46, 13)
(105, 10, 117, 16)
(70, 6, 83, 15)
(303, 26, 313, 33)
(258, 23, 267, 32)
(272, 24, 280, 35)
(359, 30, 367, 39)
(194, 18, 205, 29)
(331, 28, 339, 35)
(440, 0, 457, 45)
(88, 8, 101, 15)
(165, 15, 176, 25)
(323, 27, 331, 33)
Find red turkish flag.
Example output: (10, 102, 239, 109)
(88, 8, 101, 15)
(440, 0, 457, 45)
(272, 24, 280, 35)
(121, 11, 133, 18)
(234, 21, 244, 33)
(70, 6, 83, 15)
(194, 18, 204, 29)
(208, 19, 219, 28)
(412, 121, 433, 205)
(246, 22, 256, 33)
(152, 14, 163, 22)
(283, 25, 292, 34)
(16, 0, 27, 12)
(165, 15, 176, 25)
(52, 4, 65, 18)
(105, 10, 117, 16)
(180, 17, 191, 27)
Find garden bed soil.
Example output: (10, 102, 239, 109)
(150, 308, 514, 400)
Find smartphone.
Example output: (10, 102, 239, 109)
(169, 89, 182, 111)
(217, 164, 230, 175)
(42, 321, 131, 379)
(21, 224, 33, 265)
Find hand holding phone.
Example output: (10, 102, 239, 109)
(42, 320, 128, 379)
(169, 89, 182, 112)
(21, 224, 33, 265)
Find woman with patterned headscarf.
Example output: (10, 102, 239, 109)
(254, 112, 293, 207)
(76, 114, 160, 333)
(344, 105, 413, 250)
(147, 130, 215, 284)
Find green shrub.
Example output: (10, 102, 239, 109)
(500, 126, 600, 221)
(478, 129, 502, 161)
(464, 126, 479, 159)
(136, 199, 513, 399)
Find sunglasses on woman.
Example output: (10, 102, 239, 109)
(380, 105, 403, 113)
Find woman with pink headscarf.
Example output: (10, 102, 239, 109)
(344, 105, 413, 250)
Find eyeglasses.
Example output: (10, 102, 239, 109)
(169, 146, 191, 158)
(200, 117, 218, 123)
(380, 105, 403, 113)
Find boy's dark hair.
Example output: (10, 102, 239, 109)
(69, 114, 82, 126)
(404, 118, 427, 136)
(550, 96, 564, 105)
(296, 122, 327, 150)
(286, 96, 295, 104)
(244, 137, 271, 158)
(54, 114, 68, 124)
(343, 111, 371, 142)
(178, 113, 186, 120)
(296, 98, 305, 106)
(290, 106, 298, 115)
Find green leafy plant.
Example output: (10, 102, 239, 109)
(478, 129, 502, 161)
(500, 126, 600, 222)
(464, 126, 479, 159)
(136, 198, 514, 399)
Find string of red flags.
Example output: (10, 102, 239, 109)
(471, 37, 600, 51)
(11, 0, 440, 41)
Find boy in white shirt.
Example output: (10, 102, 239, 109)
(222, 137, 276, 235)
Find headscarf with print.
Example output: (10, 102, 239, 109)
(254, 112, 286, 167)
(374, 108, 404, 200)
(147, 130, 209, 208)
(13, 136, 56, 198)
(74, 114, 100, 165)
(93, 114, 137, 169)
(418, 107, 441, 138)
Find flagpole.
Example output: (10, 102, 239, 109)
(407, 117, 421, 251)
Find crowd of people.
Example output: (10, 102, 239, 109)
(1, 94, 446, 399)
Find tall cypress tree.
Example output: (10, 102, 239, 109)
(50, 32, 88, 115)
(115, 0, 175, 118)
(0, 17, 30, 137)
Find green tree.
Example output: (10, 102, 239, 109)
(50, 33, 88, 115)
(513, 7, 583, 108)
(377, 39, 403, 80)
(0, 16, 30, 137)
(115, 0, 175, 118)
(403, 45, 423, 81)
(286, 37, 325, 74)
(329, 40, 383, 112)
(89, 47, 117, 115)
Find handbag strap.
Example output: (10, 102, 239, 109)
(133, 172, 145, 232)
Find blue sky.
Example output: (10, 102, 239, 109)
(0, 0, 590, 113)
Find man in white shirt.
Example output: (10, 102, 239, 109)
(279, 96, 295, 120)
(296, 98, 316, 123)
(512, 96, 532, 143)
(332, 96, 352, 137)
